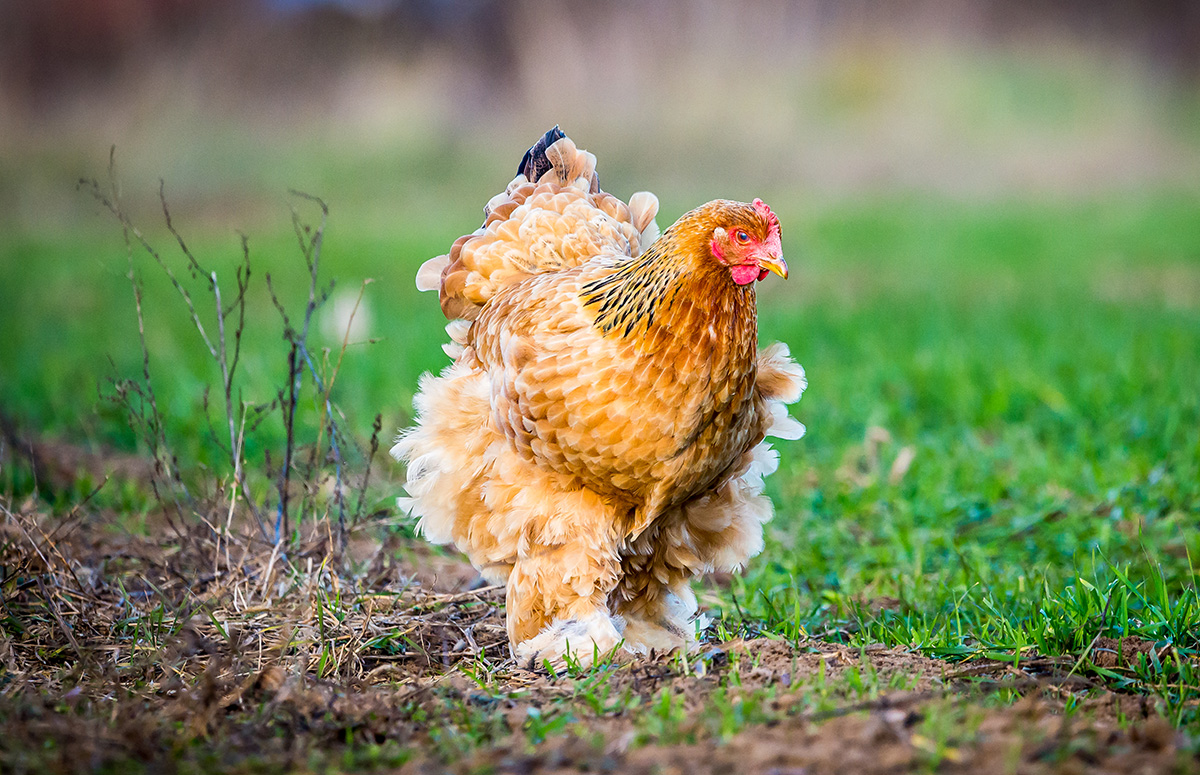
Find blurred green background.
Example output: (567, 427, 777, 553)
(1, 1, 1199, 682)
(3, 0, 1198, 440)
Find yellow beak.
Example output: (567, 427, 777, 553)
(759, 254, 788, 280)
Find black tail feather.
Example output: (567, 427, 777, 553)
(517, 125, 565, 180)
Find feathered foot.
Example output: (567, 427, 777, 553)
(513, 611, 625, 671)
(505, 529, 626, 671)
(613, 578, 701, 656)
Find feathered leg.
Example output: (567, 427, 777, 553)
(508, 523, 625, 670)
(611, 555, 699, 654)
(397, 368, 630, 670)
(612, 440, 784, 654)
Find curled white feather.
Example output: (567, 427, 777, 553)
(415, 254, 448, 292)
(445, 319, 471, 344)
(766, 403, 806, 440)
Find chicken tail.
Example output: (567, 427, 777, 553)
(516, 125, 567, 183)
(500, 124, 599, 200)
(414, 128, 661, 327)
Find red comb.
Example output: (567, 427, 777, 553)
(753, 198, 780, 235)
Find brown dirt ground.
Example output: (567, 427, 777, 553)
(1, 503, 1197, 775)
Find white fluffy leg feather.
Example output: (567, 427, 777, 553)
(513, 611, 626, 670)
(620, 586, 700, 655)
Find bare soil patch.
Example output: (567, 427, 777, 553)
(1, 504, 1196, 774)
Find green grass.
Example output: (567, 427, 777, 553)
(2, 185, 1199, 737)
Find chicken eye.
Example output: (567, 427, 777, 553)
(735, 230, 751, 244)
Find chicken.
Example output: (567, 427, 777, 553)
(392, 127, 806, 668)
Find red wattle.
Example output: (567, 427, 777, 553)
(730, 265, 760, 285)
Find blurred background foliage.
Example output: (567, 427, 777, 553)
(3, 0, 1199, 225)
(0, 0, 1197, 525)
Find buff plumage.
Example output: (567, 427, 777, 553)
(393, 128, 806, 667)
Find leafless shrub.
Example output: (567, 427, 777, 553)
(77, 149, 384, 557)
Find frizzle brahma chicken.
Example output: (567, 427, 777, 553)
(393, 128, 806, 668)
